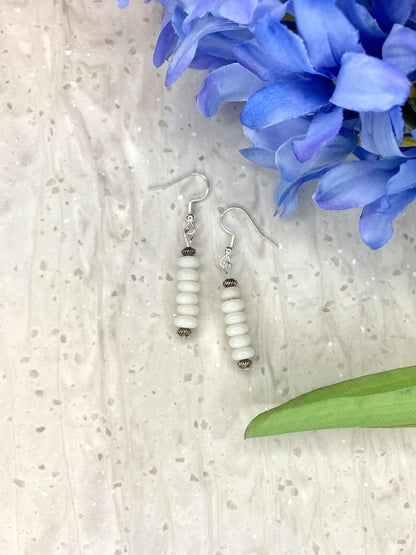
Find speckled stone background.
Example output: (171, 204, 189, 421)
(1, 1, 416, 554)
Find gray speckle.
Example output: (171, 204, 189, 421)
(293, 447, 302, 457)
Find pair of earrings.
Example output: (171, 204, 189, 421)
(152, 172, 278, 370)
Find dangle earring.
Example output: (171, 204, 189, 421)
(219, 206, 279, 369)
(156, 172, 211, 337)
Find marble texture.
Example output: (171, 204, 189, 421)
(1, 1, 416, 554)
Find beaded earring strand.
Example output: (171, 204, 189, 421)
(219, 206, 279, 369)
(149, 172, 211, 337)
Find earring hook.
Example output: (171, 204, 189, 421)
(148, 172, 211, 213)
(220, 206, 280, 251)
(149, 172, 211, 248)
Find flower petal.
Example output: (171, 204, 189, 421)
(253, 16, 316, 75)
(240, 146, 278, 169)
(233, 40, 281, 81)
(337, 0, 385, 57)
(251, 0, 287, 24)
(314, 159, 403, 210)
(353, 146, 380, 161)
(359, 189, 416, 249)
(330, 53, 410, 112)
(153, 20, 178, 67)
(389, 105, 404, 144)
(273, 179, 304, 217)
(182, 0, 216, 34)
(408, 8, 416, 29)
(359, 110, 404, 158)
(171, 7, 187, 39)
(165, 17, 240, 86)
(197, 63, 263, 117)
(198, 28, 253, 60)
(216, 0, 258, 25)
(293, 0, 361, 70)
(275, 131, 358, 216)
(382, 24, 416, 76)
(243, 117, 310, 150)
(387, 159, 416, 195)
(292, 106, 344, 162)
(241, 75, 333, 129)
(188, 52, 226, 70)
(278, 131, 357, 182)
(371, 0, 414, 33)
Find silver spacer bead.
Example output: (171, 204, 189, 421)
(177, 327, 192, 337)
(237, 359, 252, 369)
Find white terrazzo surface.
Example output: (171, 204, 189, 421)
(1, 1, 416, 554)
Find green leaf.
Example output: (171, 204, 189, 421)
(245, 366, 416, 439)
(408, 97, 416, 111)
(403, 98, 416, 128)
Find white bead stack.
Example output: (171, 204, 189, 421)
(175, 249, 200, 337)
(221, 279, 254, 368)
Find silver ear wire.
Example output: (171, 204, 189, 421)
(220, 206, 279, 251)
(185, 173, 210, 214)
(149, 172, 210, 204)
(219, 206, 279, 275)
(149, 172, 211, 248)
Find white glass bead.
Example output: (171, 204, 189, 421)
(226, 323, 249, 337)
(224, 311, 247, 325)
(177, 268, 199, 282)
(177, 304, 199, 316)
(232, 346, 255, 361)
(220, 287, 241, 301)
(174, 315, 198, 329)
(221, 298, 245, 314)
(176, 292, 198, 305)
(177, 280, 200, 293)
(229, 334, 251, 349)
(178, 256, 200, 269)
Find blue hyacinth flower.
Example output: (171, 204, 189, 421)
(122, 0, 416, 248)
(236, 1, 414, 246)
(314, 154, 416, 249)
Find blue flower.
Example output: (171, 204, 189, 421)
(151, 1, 277, 86)
(314, 154, 416, 249)
(237, 3, 412, 219)
(236, 1, 415, 247)
(122, 0, 416, 248)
